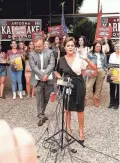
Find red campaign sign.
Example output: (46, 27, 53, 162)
(0, 19, 42, 40)
(48, 25, 62, 37)
(12, 26, 27, 38)
(101, 17, 120, 38)
(32, 30, 45, 39)
(97, 26, 113, 39)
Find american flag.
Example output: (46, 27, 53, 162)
(61, 9, 67, 35)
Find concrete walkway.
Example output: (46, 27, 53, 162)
(0, 81, 119, 163)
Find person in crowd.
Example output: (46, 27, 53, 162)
(86, 42, 107, 107)
(60, 34, 68, 57)
(76, 35, 90, 57)
(108, 40, 120, 109)
(7, 40, 23, 100)
(44, 40, 51, 49)
(76, 36, 90, 81)
(106, 39, 115, 63)
(0, 120, 37, 163)
(94, 37, 110, 55)
(0, 44, 7, 99)
(25, 41, 35, 98)
(55, 37, 96, 144)
(18, 41, 27, 96)
(29, 38, 55, 126)
(92, 37, 110, 98)
(51, 36, 61, 69)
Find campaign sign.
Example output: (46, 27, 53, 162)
(107, 64, 120, 84)
(0, 19, 42, 40)
(101, 17, 120, 39)
(48, 25, 62, 37)
(32, 30, 44, 39)
(12, 26, 26, 38)
(97, 26, 112, 39)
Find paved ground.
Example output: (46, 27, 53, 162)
(0, 81, 119, 163)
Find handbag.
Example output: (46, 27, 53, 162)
(25, 60, 32, 71)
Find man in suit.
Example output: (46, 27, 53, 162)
(29, 38, 55, 126)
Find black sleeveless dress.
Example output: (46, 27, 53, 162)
(56, 57, 86, 112)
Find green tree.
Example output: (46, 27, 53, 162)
(73, 18, 96, 44)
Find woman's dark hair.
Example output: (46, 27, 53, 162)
(78, 35, 87, 47)
(107, 39, 115, 53)
(54, 36, 60, 42)
(18, 41, 25, 45)
(10, 39, 17, 44)
(92, 41, 103, 53)
(10, 40, 18, 49)
(64, 37, 75, 46)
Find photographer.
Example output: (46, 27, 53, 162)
(55, 37, 96, 143)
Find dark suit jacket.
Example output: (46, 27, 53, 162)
(29, 49, 55, 87)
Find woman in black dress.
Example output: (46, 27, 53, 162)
(55, 37, 96, 143)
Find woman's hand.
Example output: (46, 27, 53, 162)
(110, 75, 119, 81)
(10, 60, 15, 65)
(55, 71, 62, 79)
(0, 120, 38, 163)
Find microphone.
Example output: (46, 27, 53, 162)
(67, 77, 74, 88)
(57, 77, 74, 88)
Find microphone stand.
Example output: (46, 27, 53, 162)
(44, 79, 85, 153)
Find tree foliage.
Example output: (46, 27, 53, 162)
(73, 18, 96, 45)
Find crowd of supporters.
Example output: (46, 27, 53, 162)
(0, 35, 119, 109)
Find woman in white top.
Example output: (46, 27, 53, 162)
(76, 36, 90, 58)
(108, 40, 120, 109)
(55, 37, 96, 144)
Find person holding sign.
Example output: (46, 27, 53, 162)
(108, 40, 120, 109)
(7, 40, 24, 100)
(19, 41, 27, 96)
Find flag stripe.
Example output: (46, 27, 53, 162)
(61, 9, 67, 34)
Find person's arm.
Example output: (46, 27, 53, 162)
(55, 71, 62, 79)
(44, 50, 55, 76)
(84, 58, 97, 70)
(54, 59, 62, 79)
(79, 53, 97, 71)
(29, 52, 44, 80)
(20, 51, 26, 61)
(6, 50, 12, 64)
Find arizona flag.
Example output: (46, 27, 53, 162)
(95, 5, 102, 39)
